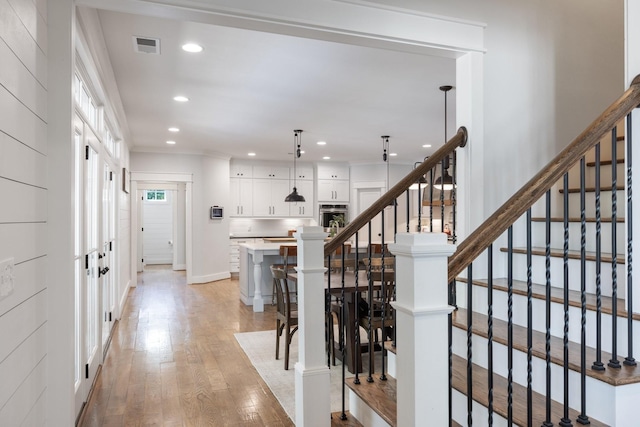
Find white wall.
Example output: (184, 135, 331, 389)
(0, 0, 49, 424)
(131, 152, 232, 282)
(372, 0, 624, 218)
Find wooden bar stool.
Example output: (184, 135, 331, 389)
(271, 245, 297, 304)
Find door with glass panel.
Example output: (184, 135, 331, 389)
(101, 162, 116, 348)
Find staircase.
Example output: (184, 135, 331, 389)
(319, 77, 640, 426)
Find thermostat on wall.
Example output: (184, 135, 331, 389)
(210, 206, 224, 219)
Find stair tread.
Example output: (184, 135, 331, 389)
(459, 276, 640, 321)
(501, 246, 625, 264)
(559, 185, 624, 193)
(452, 308, 640, 386)
(346, 375, 397, 426)
(384, 340, 396, 355)
(531, 216, 624, 223)
(451, 354, 608, 426)
(586, 158, 625, 167)
(331, 411, 364, 427)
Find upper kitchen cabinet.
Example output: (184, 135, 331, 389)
(317, 163, 349, 202)
(291, 165, 314, 181)
(230, 178, 253, 216)
(230, 163, 253, 178)
(253, 178, 290, 217)
(288, 180, 314, 217)
(253, 165, 290, 180)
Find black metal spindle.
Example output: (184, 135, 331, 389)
(543, 190, 553, 427)
(367, 222, 374, 382)
(452, 151, 457, 243)
(440, 159, 446, 231)
(625, 112, 636, 367)
(559, 173, 573, 427)
(526, 208, 533, 427)
(507, 226, 514, 426)
(593, 141, 605, 372)
(380, 209, 387, 381)
(487, 245, 494, 426)
(338, 249, 348, 420)
(417, 181, 422, 232)
(429, 169, 434, 232)
(577, 158, 590, 425)
(448, 309, 453, 427)
(406, 190, 411, 233)
(326, 254, 332, 368)
(466, 263, 473, 426)
(610, 126, 621, 369)
(353, 233, 361, 385)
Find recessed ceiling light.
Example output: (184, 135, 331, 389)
(166, 140, 176, 145)
(422, 144, 432, 148)
(248, 152, 256, 156)
(323, 156, 331, 160)
(168, 127, 180, 132)
(182, 43, 203, 53)
(173, 95, 189, 102)
(317, 141, 327, 145)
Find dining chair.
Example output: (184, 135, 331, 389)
(325, 243, 353, 273)
(271, 245, 297, 304)
(271, 266, 298, 370)
(359, 269, 395, 352)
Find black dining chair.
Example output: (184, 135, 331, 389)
(271, 266, 298, 370)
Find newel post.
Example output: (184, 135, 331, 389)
(295, 226, 331, 426)
(388, 233, 456, 426)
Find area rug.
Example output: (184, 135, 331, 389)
(234, 330, 349, 421)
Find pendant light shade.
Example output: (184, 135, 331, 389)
(285, 129, 305, 202)
(433, 170, 454, 191)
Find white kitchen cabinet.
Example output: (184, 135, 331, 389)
(253, 165, 290, 180)
(288, 180, 314, 217)
(317, 163, 349, 180)
(230, 178, 253, 216)
(291, 165, 314, 181)
(230, 238, 255, 272)
(230, 163, 253, 178)
(318, 178, 350, 202)
(253, 179, 290, 216)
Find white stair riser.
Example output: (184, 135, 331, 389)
(452, 388, 510, 427)
(584, 161, 626, 187)
(529, 221, 625, 254)
(386, 350, 396, 378)
(452, 327, 617, 425)
(454, 282, 640, 357)
(566, 190, 626, 218)
(348, 389, 391, 427)
(507, 252, 626, 298)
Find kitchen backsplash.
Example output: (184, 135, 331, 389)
(229, 218, 318, 237)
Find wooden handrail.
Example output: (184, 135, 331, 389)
(448, 74, 640, 282)
(324, 126, 468, 256)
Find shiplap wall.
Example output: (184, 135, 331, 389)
(142, 190, 174, 265)
(0, 0, 48, 425)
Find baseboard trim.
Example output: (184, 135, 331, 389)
(173, 264, 186, 271)
(190, 271, 231, 284)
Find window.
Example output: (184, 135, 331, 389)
(145, 190, 166, 201)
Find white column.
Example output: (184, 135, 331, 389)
(252, 252, 264, 312)
(388, 232, 456, 427)
(295, 226, 331, 427)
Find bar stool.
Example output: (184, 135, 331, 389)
(271, 245, 297, 304)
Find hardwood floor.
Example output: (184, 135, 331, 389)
(80, 266, 294, 426)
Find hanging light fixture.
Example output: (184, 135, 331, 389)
(285, 129, 305, 202)
(433, 85, 455, 191)
(409, 159, 428, 190)
(381, 135, 390, 189)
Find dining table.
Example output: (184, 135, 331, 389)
(288, 267, 395, 374)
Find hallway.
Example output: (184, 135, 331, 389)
(80, 266, 294, 426)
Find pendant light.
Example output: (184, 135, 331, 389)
(433, 85, 455, 191)
(285, 129, 305, 202)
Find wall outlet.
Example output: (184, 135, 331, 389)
(0, 258, 15, 301)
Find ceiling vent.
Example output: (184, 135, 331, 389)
(133, 36, 160, 55)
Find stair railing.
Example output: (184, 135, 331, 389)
(446, 75, 640, 426)
(324, 126, 468, 421)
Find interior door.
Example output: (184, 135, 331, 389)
(73, 118, 84, 414)
(101, 163, 115, 348)
(357, 188, 383, 246)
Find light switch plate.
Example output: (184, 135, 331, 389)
(0, 257, 15, 301)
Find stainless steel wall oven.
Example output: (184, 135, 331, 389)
(319, 204, 349, 230)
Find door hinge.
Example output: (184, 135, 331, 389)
(141, 258, 144, 263)
(110, 171, 113, 181)
(109, 312, 112, 322)
(85, 364, 89, 379)
(141, 227, 144, 232)
(109, 241, 113, 251)
(85, 145, 89, 160)
(85, 254, 89, 269)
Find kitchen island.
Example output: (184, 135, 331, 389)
(239, 242, 288, 312)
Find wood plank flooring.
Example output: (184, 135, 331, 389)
(80, 266, 293, 427)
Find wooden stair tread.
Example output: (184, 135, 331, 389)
(586, 158, 625, 167)
(458, 276, 640, 322)
(559, 185, 624, 193)
(422, 199, 453, 207)
(331, 411, 364, 426)
(346, 375, 397, 426)
(451, 354, 608, 426)
(531, 216, 624, 223)
(384, 340, 396, 355)
(451, 421, 463, 427)
(452, 308, 640, 386)
(501, 246, 625, 264)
